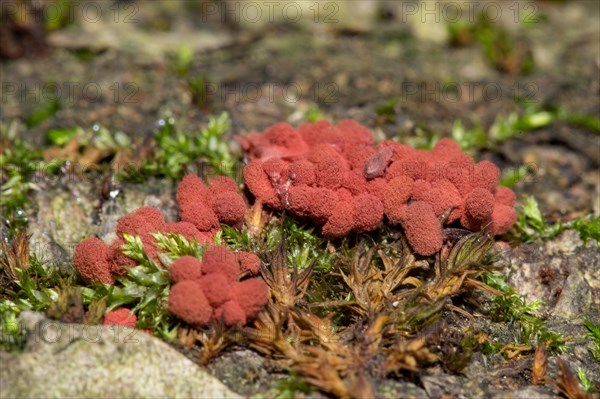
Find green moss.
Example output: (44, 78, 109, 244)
(480, 340, 504, 355)
(488, 109, 554, 142)
(450, 119, 487, 151)
(500, 164, 532, 188)
(265, 218, 335, 272)
(173, 46, 194, 76)
(274, 376, 313, 399)
(89, 233, 184, 341)
(583, 318, 600, 361)
(26, 94, 61, 128)
(0, 235, 68, 351)
(0, 305, 26, 351)
(482, 272, 566, 353)
(223, 216, 336, 273)
(513, 195, 564, 242)
(563, 113, 600, 133)
(43, 0, 74, 31)
(447, 11, 536, 74)
(131, 112, 236, 180)
(450, 104, 557, 153)
(306, 106, 329, 123)
(577, 368, 595, 393)
(513, 195, 599, 244)
(375, 98, 400, 124)
(1, 122, 45, 235)
(571, 216, 600, 244)
(46, 127, 82, 146)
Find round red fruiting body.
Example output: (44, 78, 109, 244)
(489, 204, 517, 235)
(445, 153, 475, 196)
(342, 170, 368, 196)
(422, 179, 463, 222)
(299, 120, 344, 150)
(376, 141, 415, 163)
(464, 187, 495, 222)
(215, 300, 247, 327)
(169, 255, 203, 283)
(288, 159, 316, 186)
(168, 280, 212, 326)
(336, 119, 374, 148)
(431, 138, 462, 161)
(197, 273, 231, 307)
(103, 308, 137, 328)
(494, 186, 516, 207)
(383, 175, 413, 225)
(73, 237, 113, 284)
(366, 178, 387, 201)
(201, 245, 240, 282)
(115, 213, 152, 238)
(236, 252, 261, 274)
(262, 157, 289, 186)
(402, 201, 443, 256)
(231, 278, 270, 320)
(345, 145, 377, 171)
(131, 206, 166, 231)
(243, 160, 281, 207)
(263, 122, 308, 155)
(177, 174, 209, 209)
(211, 191, 246, 226)
(180, 201, 220, 233)
(411, 179, 432, 201)
(208, 176, 238, 197)
(352, 193, 384, 233)
(322, 192, 355, 238)
(472, 160, 501, 192)
(308, 144, 349, 190)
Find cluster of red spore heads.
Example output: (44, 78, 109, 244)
(103, 308, 137, 328)
(240, 120, 517, 256)
(73, 175, 246, 284)
(72, 174, 266, 327)
(177, 174, 246, 231)
(167, 246, 268, 327)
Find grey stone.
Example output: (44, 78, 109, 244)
(490, 386, 555, 399)
(0, 312, 241, 399)
(507, 229, 600, 320)
(27, 176, 178, 271)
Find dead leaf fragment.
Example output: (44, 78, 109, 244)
(555, 358, 588, 399)
(532, 342, 547, 385)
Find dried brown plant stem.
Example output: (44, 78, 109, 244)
(0, 231, 30, 297)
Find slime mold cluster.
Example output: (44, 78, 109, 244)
(103, 308, 137, 327)
(73, 174, 269, 327)
(168, 248, 268, 327)
(240, 120, 517, 256)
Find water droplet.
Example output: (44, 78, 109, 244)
(158, 119, 165, 127)
(92, 123, 100, 132)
